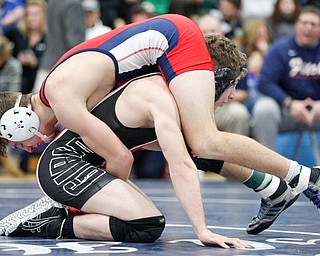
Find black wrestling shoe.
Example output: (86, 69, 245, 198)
(302, 167, 320, 212)
(9, 206, 68, 239)
(247, 179, 299, 234)
(0, 196, 63, 237)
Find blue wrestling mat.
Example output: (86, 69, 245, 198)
(0, 179, 319, 256)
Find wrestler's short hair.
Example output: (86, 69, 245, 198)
(205, 34, 248, 78)
(0, 92, 33, 156)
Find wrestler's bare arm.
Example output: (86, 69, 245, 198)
(148, 84, 248, 248)
(45, 52, 133, 180)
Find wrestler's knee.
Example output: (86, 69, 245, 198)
(109, 215, 165, 243)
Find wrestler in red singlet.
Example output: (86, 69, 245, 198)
(39, 14, 214, 107)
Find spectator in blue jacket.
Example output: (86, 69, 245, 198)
(0, 0, 24, 35)
(252, 5, 320, 149)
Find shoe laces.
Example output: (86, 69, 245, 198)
(304, 186, 320, 209)
(254, 198, 272, 220)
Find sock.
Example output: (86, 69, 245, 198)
(290, 165, 311, 195)
(284, 160, 300, 183)
(243, 170, 272, 191)
(62, 215, 76, 239)
(256, 176, 282, 199)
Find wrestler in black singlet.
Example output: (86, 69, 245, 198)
(37, 74, 159, 209)
(37, 72, 224, 209)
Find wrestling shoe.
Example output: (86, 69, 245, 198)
(302, 167, 320, 211)
(247, 179, 299, 234)
(0, 196, 63, 236)
(9, 206, 68, 239)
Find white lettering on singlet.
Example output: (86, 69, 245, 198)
(289, 57, 320, 77)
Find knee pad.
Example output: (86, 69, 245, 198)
(109, 215, 165, 243)
(186, 144, 224, 174)
(192, 157, 224, 174)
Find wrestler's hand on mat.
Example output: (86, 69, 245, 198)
(198, 230, 250, 249)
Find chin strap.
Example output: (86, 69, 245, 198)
(29, 127, 54, 143)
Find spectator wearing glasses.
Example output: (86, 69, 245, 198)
(252, 6, 320, 150)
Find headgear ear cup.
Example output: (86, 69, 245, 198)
(214, 67, 242, 101)
(0, 94, 40, 141)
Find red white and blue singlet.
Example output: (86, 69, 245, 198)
(39, 14, 214, 107)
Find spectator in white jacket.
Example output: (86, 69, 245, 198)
(82, 0, 111, 40)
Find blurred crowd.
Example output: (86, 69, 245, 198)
(0, 0, 319, 179)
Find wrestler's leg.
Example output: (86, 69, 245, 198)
(81, 179, 161, 219)
(2, 179, 163, 241)
(219, 162, 300, 234)
(169, 70, 301, 180)
(127, 180, 154, 203)
(70, 179, 162, 241)
(219, 162, 251, 182)
(74, 180, 160, 240)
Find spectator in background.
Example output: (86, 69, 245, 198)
(141, 0, 169, 15)
(239, 18, 271, 56)
(7, 0, 47, 94)
(195, 13, 224, 35)
(0, 34, 23, 176)
(0, 35, 22, 92)
(168, 0, 219, 18)
(196, 14, 250, 136)
(82, 0, 111, 40)
(98, 0, 140, 29)
(240, 0, 276, 22)
(218, 0, 243, 39)
(129, 2, 155, 23)
(2, 0, 47, 173)
(234, 18, 271, 113)
(32, 0, 85, 93)
(252, 6, 320, 149)
(0, 0, 24, 35)
(268, 0, 301, 41)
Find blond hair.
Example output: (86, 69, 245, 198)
(18, 0, 47, 35)
(240, 18, 270, 56)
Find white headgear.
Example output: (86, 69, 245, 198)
(0, 94, 41, 142)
